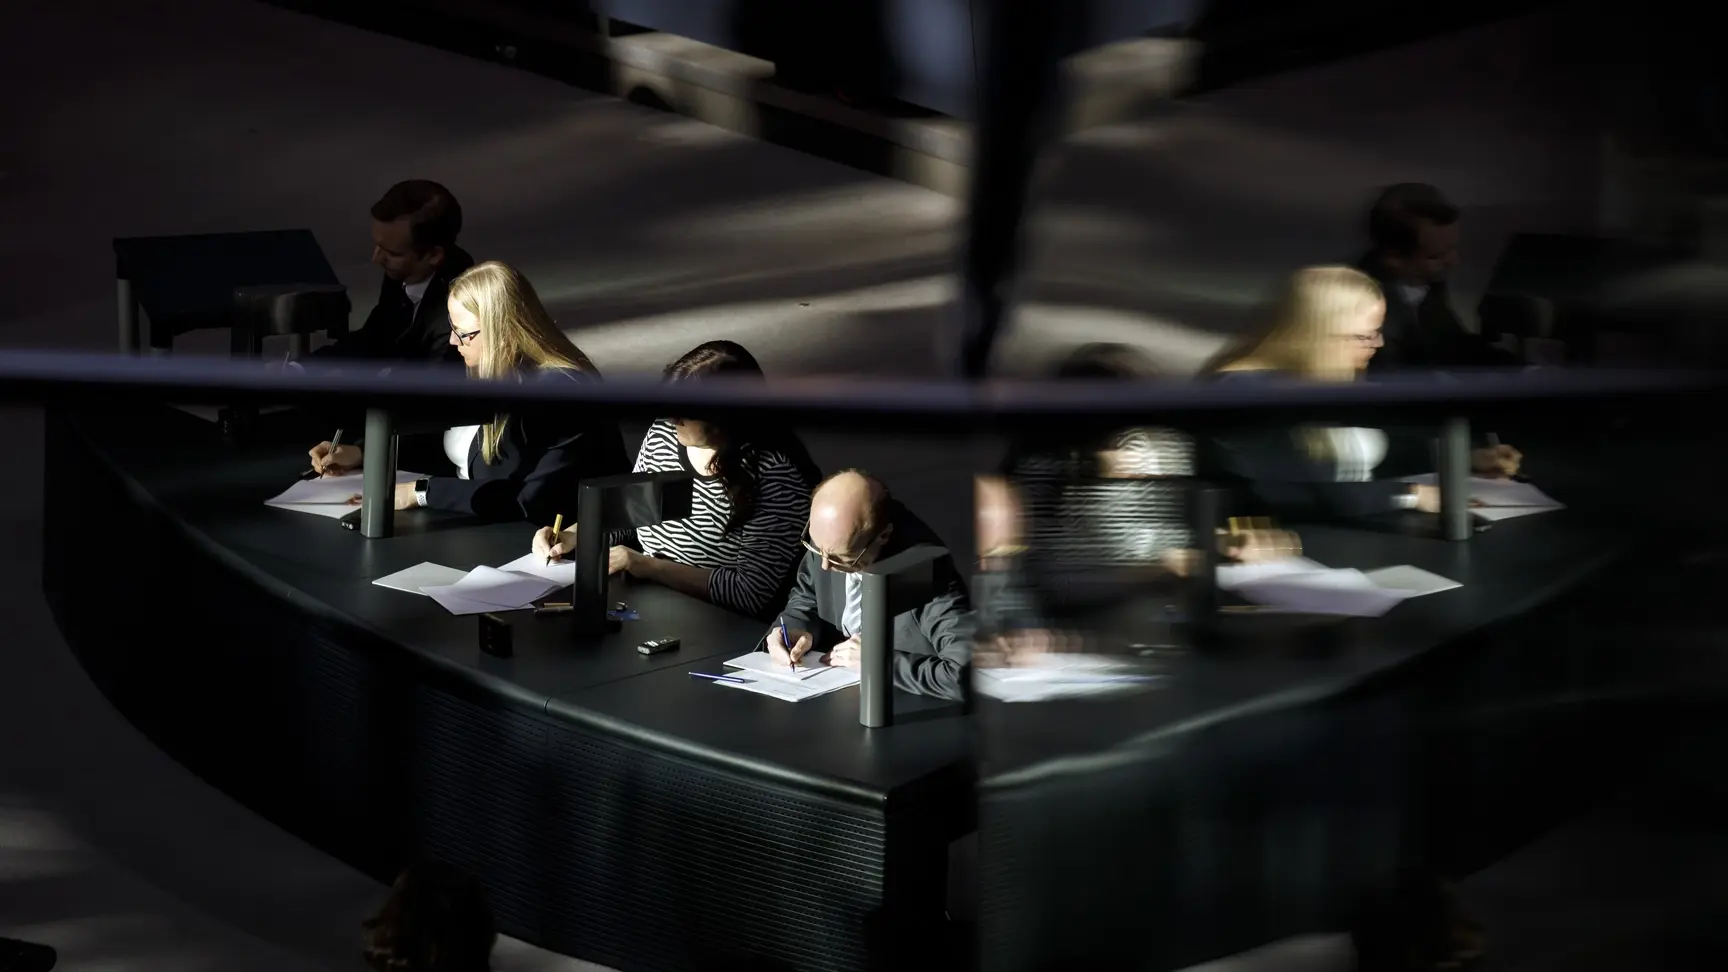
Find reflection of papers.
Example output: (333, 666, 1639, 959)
(495, 551, 576, 589)
(714, 667, 859, 702)
(420, 566, 562, 615)
(1402, 474, 1565, 521)
(373, 562, 468, 595)
(975, 654, 1162, 702)
(265, 470, 426, 519)
(1362, 565, 1461, 597)
(725, 651, 832, 682)
(1218, 557, 1458, 618)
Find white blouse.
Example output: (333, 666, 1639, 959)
(1325, 427, 1388, 483)
(443, 425, 480, 480)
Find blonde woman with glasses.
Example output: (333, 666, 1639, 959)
(308, 261, 628, 522)
(1199, 265, 1513, 522)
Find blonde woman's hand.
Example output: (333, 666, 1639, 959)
(310, 441, 362, 476)
(1471, 444, 1522, 479)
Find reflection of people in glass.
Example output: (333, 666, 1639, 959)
(978, 345, 1296, 667)
(1200, 266, 1518, 523)
(1356, 183, 1519, 373)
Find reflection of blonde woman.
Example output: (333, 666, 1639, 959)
(1200, 266, 1457, 519)
(308, 261, 629, 522)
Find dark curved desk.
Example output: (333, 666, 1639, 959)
(43, 406, 970, 972)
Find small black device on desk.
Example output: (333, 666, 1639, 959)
(339, 509, 363, 531)
(638, 638, 679, 656)
(479, 613, 514, 658)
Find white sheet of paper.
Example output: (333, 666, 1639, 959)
(1235, 569, 1409, 617)
(1470, 505, 1552, 522)
(725, 651, 832, 682)
(494, 551, 576, 589)
(420, 590, 511, 616)
(1401, 474, 1565, 513)
(1215, 557, 1332, 592)
(372, 562, 468, 595)
(1362, 565, 1461, 597)
(265, 470, 427, 519)
(975, 668, 1162, 702)
(714, 667, 860, 702)
(420, 566, 561, 615)
(984, 654, 1150, 681)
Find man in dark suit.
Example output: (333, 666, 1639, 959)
(765, 470, 974, 701)
(311, 179, 475, 367)
(1357, 183, 1518, 373)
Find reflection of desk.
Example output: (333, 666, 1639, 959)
(46, 405, 970, 972)
(979, 511, 1647, 971)
(112, 230, 341, 354)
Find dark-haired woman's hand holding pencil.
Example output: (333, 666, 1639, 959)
(532, 519, 578, 563)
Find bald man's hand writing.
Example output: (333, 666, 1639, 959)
(766, 624, 813, 667)
(828, 636, 861, 670)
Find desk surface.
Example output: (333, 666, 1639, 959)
(85, 406, 968, 801)
(114, 229, 341, 326)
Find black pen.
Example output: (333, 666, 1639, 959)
(301, 428, 345, 480)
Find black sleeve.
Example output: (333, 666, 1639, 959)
(425, 420, 629, 523)
(310, 279, 389, 362)
(900, 557, 976, 701)
(1200, 429, 1408, 522)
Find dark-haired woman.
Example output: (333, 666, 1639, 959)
(531, 341, 820, 620)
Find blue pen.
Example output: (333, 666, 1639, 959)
(689, 672, 749, 685)
(778, 616, 797, 673)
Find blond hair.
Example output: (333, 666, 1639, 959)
(447, 261, 599, 464)
(1206, 266, 1385, 382)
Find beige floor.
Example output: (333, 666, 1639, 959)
(0, 0, 1703, 969)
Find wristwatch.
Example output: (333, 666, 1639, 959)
(414, 478, 431, 508)
(1394, 487, 1420, 511)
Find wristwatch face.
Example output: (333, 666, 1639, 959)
(415, 478, 430, 497)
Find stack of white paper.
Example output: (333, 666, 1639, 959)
(1217, 558, 1458, 618)
(714, 651, 860, 702)
(420, 566, 563, 615)
(1401, 473, 1566, 521)
(975, 654, 1162, 702)
(265, 470, 427, 519)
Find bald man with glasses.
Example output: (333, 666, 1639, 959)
(764, 470, 975, 701)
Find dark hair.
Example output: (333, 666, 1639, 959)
(362, 861, 495, 972)
(663, 341, 820, 534)
(372, 180, 464, 256)
(1367, 183, 1459, 255)
(1054, 343, 1156, 380)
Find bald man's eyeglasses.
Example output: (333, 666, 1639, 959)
(802, 524, 886, 572)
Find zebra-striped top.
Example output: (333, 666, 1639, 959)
(630, 420, 814, 619)
(1013, 427, 1196, 568)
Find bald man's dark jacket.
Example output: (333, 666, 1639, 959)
(776, 499, 974, 701)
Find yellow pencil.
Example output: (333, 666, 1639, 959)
(548, 513, 564, 565)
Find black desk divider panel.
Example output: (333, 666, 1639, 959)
(573, 471, 696, 636)
(543, 724, 886, 970)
